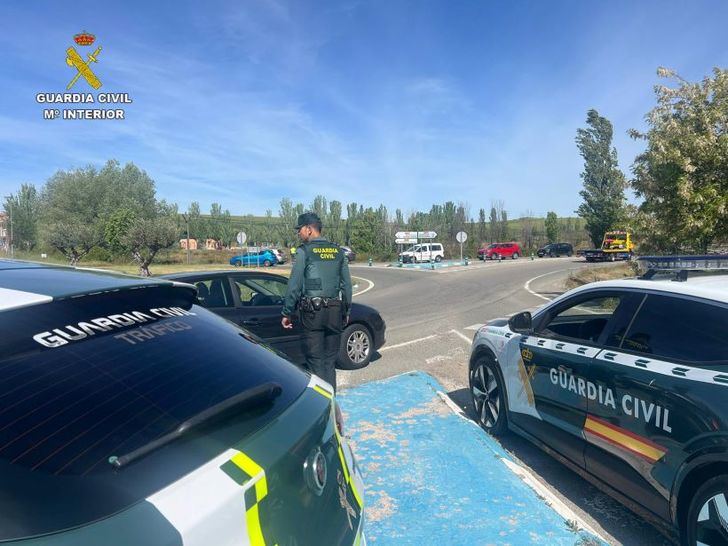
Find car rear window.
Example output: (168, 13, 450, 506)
(0, 285, 308, 539)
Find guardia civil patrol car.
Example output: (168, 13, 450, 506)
(470, 256, 728, 545)
(0, 259, 365, 545)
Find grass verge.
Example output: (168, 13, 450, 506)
(564, 262, 638, 290)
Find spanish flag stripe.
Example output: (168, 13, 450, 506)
(585, 416, 666, 463)
(587, 414, 665, 451)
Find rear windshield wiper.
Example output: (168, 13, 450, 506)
(109, 382, 282, 469)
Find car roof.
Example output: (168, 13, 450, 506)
(162, 270, 285, 280)
(563, 275, 728, 305)
(0, 259, 189, 312)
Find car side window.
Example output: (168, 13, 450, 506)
(539, 294, 624, 343)
(233, 276, 287, 307)
(193, 278, 233, 308)
(619, 294, 728, 366)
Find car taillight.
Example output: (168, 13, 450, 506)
(334, 401, 345, 436)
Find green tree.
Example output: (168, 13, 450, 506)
(575, 109, 627, 247)
(121, 215, 178, 276)
(349, 209, 380, 255)
(499, 209, 509, 241)
(545, 211, 560, 243)
(488, 206, 498, 242)
(477, 208, 487, 243)
(104, 207, 137, 255)
(630, 67, 728, 252)
(3, 183, 40, 251)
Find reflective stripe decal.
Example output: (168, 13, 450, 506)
(313, 385, 333, 400)
(335, 428, 363, 510)
(584, 414, 667, 463)
(221, 451, 270, 546)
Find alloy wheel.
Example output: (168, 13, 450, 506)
(696, 492, 728, 545)
(471, 362, 500, 429)
(346, 330, 371, 364)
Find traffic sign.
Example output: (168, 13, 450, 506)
(395, 230, 437, 239)
(236, 231, 247, 245)
(395, 238, 418, 244)
(456, 231, 468, 243)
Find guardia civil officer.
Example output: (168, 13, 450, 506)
(281, 212, 352, 392)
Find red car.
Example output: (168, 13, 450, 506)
(478, 242, 522, 260)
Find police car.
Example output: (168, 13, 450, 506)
(469, 256, 728, 545)
(0, 260, 365, 545)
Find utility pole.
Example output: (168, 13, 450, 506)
(3, 196, 12, 258)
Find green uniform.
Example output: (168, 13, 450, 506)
(282, 237, 352, 391)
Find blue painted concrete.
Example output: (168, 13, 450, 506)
(338, 372, 605, 546)
(390, 260, 469, 270)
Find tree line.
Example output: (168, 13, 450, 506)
(4, 66, 726, 273)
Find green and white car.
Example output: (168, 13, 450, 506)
(0, 259, 365, 545)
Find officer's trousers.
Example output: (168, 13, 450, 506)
(302, 308, 342, 392)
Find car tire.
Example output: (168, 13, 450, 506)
(263, 260, 272, 267)
(338, 324, 372, 370)
(435, 255, 442, 263)
(469, 356, 508, 435)
(684, 475, 728, 546)
(492, 253, 499, 261)
(233, 261, 242, 267)
(512, 252, 519, 260)
(567, 251, 573, 257)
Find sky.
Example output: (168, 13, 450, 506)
(1, 0, 727, 219)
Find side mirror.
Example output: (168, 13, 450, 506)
(508, 311, 533, 334)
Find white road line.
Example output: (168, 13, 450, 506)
(464, 323, 484, 331)
(523, 269, 570, 301)
(450, 329, 472, 344)
(379, 334, 438, 352)
(499, 458, 605, 539)
(352, 276, 374, 297)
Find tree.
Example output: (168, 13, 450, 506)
(499, 209, 509, 241)
(3, 183, 40, 251)
(121, 215, 178, 276)
(488, 206, 498, 242)
(521, 210, 535, 250)
(477, 208, 487, 243)
(349, 208, 380, 255)
(545, 211, 560, 243)
(575, 109, 627, 247)
(630, 67, 728, 252)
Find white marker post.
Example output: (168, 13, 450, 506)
(456, 231, 468, 263)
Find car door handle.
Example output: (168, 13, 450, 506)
(242, 318, 261, 326)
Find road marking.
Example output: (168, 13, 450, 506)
(379, 334, 438, 352)
(464, 323, 484, 331)
(523, 269, 570, 301)
(449, 329, 472, 344)
(352, 276, 374, 297)
(499, 458, 604, 539)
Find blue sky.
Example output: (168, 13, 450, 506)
(1, 0, 726, 218)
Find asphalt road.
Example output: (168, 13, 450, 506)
(341, 257, 676, 546)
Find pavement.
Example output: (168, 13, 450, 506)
(338, 371, 607, 546)
(339, 257, 676, 546)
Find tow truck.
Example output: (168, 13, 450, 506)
(584, 230, 634, 262)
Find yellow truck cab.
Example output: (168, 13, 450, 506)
(584, 231, 634, 262)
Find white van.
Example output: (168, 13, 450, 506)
(399, 243, 445, 263)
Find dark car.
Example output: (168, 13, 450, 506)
(537, 242, 574, 257)
(469, 256, 728, 544)
(0, 259, 365, 545)
(163, 270, 385, 370)
(341, 246, 356, 262)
